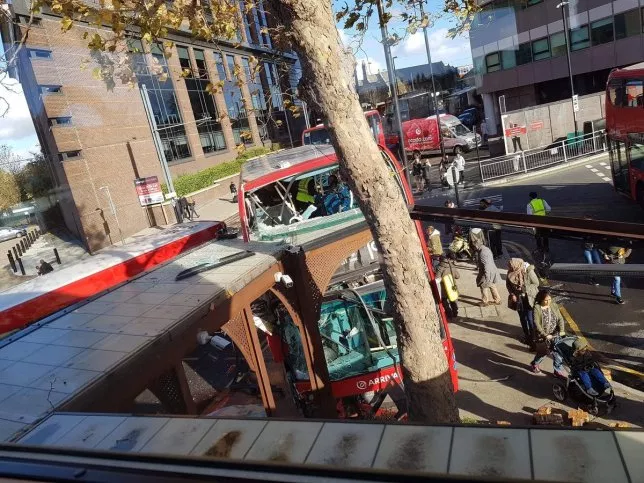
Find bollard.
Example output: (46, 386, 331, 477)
(54, 248, 61, 265)
(7, 251, 16, 273)
(16, 257, 25, 275)
(29, 231, 35, 243)
(12, 246, 18, 259)
(16, 243, 22, 257)
(20, 239, 26, 252)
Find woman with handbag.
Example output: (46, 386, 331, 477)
(506, 258, 539, 350)
(530, 290, 566, 377)
(435, 253, 460, 319)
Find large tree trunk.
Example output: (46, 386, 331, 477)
(268, 0, 459, 423)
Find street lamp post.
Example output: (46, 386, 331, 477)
(557, 1, 579, 136)
(418, 0, 446, 160)
(376, 0, 411, 187)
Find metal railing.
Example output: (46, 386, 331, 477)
(480, 130, 608, 182)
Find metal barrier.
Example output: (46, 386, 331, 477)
(480, 130, 607, 182)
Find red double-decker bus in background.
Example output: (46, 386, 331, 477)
(606, 63, 644, 206)
(301, 110, 386, 146)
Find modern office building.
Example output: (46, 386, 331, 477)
(469, 0, 644, 136)
(1, 1, 301, 250)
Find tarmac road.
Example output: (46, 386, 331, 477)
(417, 156, 644, 389)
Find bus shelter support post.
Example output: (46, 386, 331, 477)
(148, 363, 197, 415)
(241, 304, 276, 416)
(283, 248, 337, 419)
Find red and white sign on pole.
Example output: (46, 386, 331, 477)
(135, 176, 164, 206)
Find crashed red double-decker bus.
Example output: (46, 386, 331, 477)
(235, 144, 458, 418)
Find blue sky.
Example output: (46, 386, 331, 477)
(337, 0, 473, 80)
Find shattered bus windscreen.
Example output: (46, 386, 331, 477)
(246, 164, 362, 241)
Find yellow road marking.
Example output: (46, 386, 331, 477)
(560, 306, 644, 379)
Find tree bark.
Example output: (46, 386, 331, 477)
(268, 0, 459, 423)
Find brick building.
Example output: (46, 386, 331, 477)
(2, 2, 301, 251)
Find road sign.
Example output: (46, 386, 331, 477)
(135, 176, 164, 206)
(572, 94, 579, 113)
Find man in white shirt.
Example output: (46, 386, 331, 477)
(454, 152, 465, 185)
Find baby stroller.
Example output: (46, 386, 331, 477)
(550, 336, 616, 416)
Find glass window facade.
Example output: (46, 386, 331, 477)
(516, 42, 532, 65)
(262, 62, 283, 110)
(615, 8, 641, 39)
(570, 25, 590, 51)
(501, 50, 516, 69)
(485, 52, 501, 72)
(226, 54, 236, 81)
(532, 38, 550, 61)
(213, 52, 227, 81)
(591, 18, 614, 45)
(181, 46, 227, 154)
(221, 54, 251, 145)
(130, 40, 191, 163)
(550, 32, 566, 57)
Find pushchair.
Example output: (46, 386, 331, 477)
(550, 336, 616, 416)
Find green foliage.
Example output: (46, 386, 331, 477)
(161, 145, 278, 197)
(0, 170, 20, 212)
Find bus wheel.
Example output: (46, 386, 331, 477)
(453, 146, 463, 155)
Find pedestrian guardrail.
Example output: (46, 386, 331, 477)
(480, 130, 607, 182)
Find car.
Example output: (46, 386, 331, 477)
(0, 227, 27, 243)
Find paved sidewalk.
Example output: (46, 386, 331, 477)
(449, 250, 643, 428)
(0, 230, 90, 292)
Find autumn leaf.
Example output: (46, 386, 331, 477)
(61, 17, 73, 32)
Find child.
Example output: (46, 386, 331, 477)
(571, 338, 611, 396)
(435, 252, 460, 318)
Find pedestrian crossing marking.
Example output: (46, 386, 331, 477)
(584, 164, 613, 185)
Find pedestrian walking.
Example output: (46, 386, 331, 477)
(36, 259, 54, 276)
(179, 197, 191, 221)
(426, 226, 443, 260)
(506, 258, 539, 350)
(422, 158, 432, 191)
(454, 151, 465, 185)
(527, 191, 551, 252)
(474, 242, 501, 307)
(600, 244, 632, 305)
(530, 290, 566, 377)
(412, 152, 424, 192)
(230, 181, 238, 203)
(479, 198, 503, 259)
(187, 197, 199, 219)
(583, 229, 602, 286)
(435, 252, 460, 318)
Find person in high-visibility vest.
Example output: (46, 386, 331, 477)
(527, 192, 552, 252)
(296, 178, 315, 205)
(526, 192, 551, 216)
